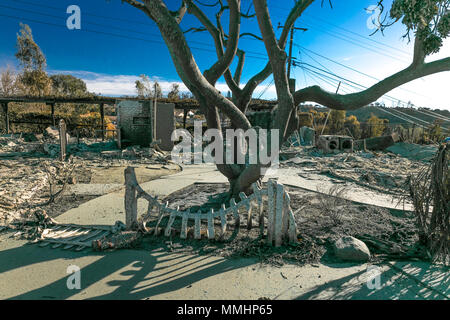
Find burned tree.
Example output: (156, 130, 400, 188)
(122, 0, 450, 197)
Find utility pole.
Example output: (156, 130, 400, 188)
(278, 23, 307, 92)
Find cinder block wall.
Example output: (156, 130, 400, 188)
(246, 111, 273, 129)
(117, 100, 175, 150)
(155, 102, 175, 151)
(117, 100, 152, 147)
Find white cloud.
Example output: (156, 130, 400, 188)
(48, 65, 449, 111)
(49, 69, 279, 99)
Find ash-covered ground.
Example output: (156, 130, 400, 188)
(0, 132, 173, 225)
(0, 132, 439, 265)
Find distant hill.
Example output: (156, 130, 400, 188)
(299, 104, 450, 132)
(347, 106, 450, 125)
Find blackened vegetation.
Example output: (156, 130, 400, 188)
(409, 142, 449, 265)
(145, 183, 420, 266)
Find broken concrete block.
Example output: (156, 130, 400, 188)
(356, 133, 400, 151)
(101, 150, 121, 158)
(45, 126, 60, 139)
(121, 148, 137, 159)
(44, 126, 72, 143)
(317, 135, 353, 153)
(333, 236, 371, 262)
(299, 126, 315, 146)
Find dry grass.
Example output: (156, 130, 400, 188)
(316, 185, 349, 225)
(409, 142, 449, 264)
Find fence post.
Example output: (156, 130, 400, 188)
(1, 103, 9, 134)
(124, 167, 138, 230)
(50, 103, 55, 127)
(116, 126, 122, 149)
(183, 108, 188, 129)
(59, 119, 67, 161)
(100, 103, 105, 141)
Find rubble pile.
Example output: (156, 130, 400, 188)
(0, 129, 172, 164)
(0, 159, 49, 224)
(0, 132, 173, 225)
(281, 147, 425, 195)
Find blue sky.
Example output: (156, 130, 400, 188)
(0, 0, 449, 110)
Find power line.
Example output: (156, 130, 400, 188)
(257, 77, 274, 99)
(4, 0, 154, 27)
(385, 106, 449, 128)
(0, 2, 271, 60)
(15, 0, 414, 63)
(296, 44, 380, 81)
(295, 62, 443, 129)
(298, 49, 334, 76)
(416, 108, 450, 122)
(297, 62, 418, 106)
(294, 44, 434, 100)
(375, 106, 418, 125)
(298, 65, 352, 94)
(269, 2, 412, 57)
(0, 3, 160, 38)
(301, 14, 412, 57)
(378, 106, 449, 132)
(0, 11, 269, 62)
(4, 0, 447, 116)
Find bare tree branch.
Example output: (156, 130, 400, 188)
(194, 0, 220, 7)
(239, 32, 263, 41)
(185, 0, 225, 68)
(128, 0, 250, 130)
(183, 26, 207, 33)
(204, 0, 241, 84)
(294, 56, 450, 109)
(229, 0, 313, 114)
(170, 0, 187, 24)
(122, 0, 146, 10)
(234, 49, 245, 85)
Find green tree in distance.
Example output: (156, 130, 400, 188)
(168, 83, 180, 100)
(15, 23, 51, 96)
(50, 74, 88, 96)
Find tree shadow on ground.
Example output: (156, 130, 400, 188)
(0, 238, 255, 300)
(294, 262, 449, 300)
(1, 234, 447, 300)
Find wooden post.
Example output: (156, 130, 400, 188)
(267, 179, 275, 245)
(266, 180, 298, 247)
(252, 184, 264, 237)
(116, 126, 122, 149)
(124, 167, 138, 230)
(164, 211, 176, 237)
(207, 209, 215, 239)
(194, 211, 202, 239)
(183, 108, 188, 129)
(100, 103, 105, 141)
(219, 204, 227, 238)
(180, 212, 188, 239)
(153, 85, 158, 143)
(59, 119, 67, 161)
(50, 103, 55, 126)
(1, 103, 9, 134)
(274, 183, 284, 247)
